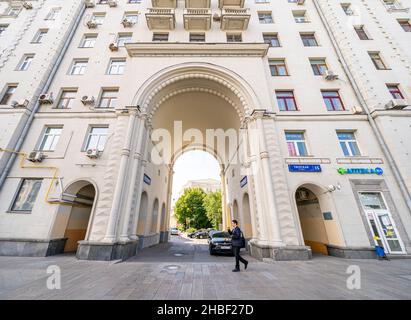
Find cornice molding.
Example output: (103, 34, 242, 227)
(126, 42, 269, 57)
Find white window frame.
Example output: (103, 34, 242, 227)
(84, 126, 109, 151)
(17, 54, 34, 71)
(337, 131, 361, 157)
(38, 126, 63, 151)
(70, 59, 88, 75)
(9, 179, 42, 213)
(80, 34, 97, 48)
(107, 59, 126, 75)
(285, 131, 309, 157)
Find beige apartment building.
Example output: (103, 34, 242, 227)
(0, 0, 410, 261)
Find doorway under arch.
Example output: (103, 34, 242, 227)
(51, 180, 96, 253)
(295, 184, 344, 255)
(242, 193, 253, 239)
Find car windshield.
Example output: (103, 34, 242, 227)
(212, 232, 231, 238)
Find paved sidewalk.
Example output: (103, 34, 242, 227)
(0, 236, 410, 299)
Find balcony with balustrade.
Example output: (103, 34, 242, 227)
(183, 8, 212, 30)
(220, 7, 250, 31)
(145, 8, 176, 30)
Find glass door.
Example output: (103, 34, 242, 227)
(359, 192, 405, 254)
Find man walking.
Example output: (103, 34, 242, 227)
(228, 219, 248, 272)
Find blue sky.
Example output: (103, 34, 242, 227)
(171, 150, 220, 205)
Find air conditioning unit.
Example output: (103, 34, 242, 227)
(85, 0, 95, 8)
(11, 99, 29, 108)
(39, 93, 54, 104)
(109, 43, 119, 51)
(385, 99, 409, 110)
(87, 19, 98, 29)
(23, 2, 33, 9)
(81, 95, 95, 106)
(27, 151, 44, 162)
(212, 13, 221, 22)
(86, 148, 100, 159)
(324, 70, 339, 81)
(351, 106, 363, 114)
(297, 190, 309, 200)
(297, 0, 305, 5)
(108, 0, 118, 7)
(121, 18, 134, 27)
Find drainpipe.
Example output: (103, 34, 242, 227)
(0, 3, 86, 190)
(313, 0, 411, 213)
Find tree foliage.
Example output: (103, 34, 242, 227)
(203, 190, 223, 230)
(174, 187, 212, 230)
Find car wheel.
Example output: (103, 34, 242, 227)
(209, 247, 215, 255)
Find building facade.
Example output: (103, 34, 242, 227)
(0, 0, 410, 261)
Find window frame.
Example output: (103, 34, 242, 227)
(0, 84, 18, 105)
(83, 126, 109, 151)
(386, 84, 405, 99)
(369, 52, 388, 70)
(55, 88, 77, 109)
(258, 12, 274, 24)
(9, 178, 43, 213)
(263, 33, 280, 47)
(269, 59, 289, 76)
(69, 59, 89, 75)
(80, 34, 98, 48)
(309, 58, 328, 76)
(285, 131, 309, 157)
(107, 58, 126, 75)
(337, 131, 361, 157)
(322, 90, 345, 111)
(97, 88, 119, 109)
(276, 91, 298, 111)
(17, 54, 35, 71)
(37, 126, 63, 152)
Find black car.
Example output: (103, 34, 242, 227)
(209, 231, 233, 255)
(195, 231, 209, 239)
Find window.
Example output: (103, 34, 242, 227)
(128, 0, 142, 3)
(85, 126, 109, 151)
(269, 59, 288, 76)
(293, 11, 308, 23)
(57, 89, 77, 109)
(153, 33, 168, 41)
(341, 3, 354, 15)
(70, 59, 88, 75)
(107, 59, 126, 75)
(124, 13, 139, 24)
(190, 33, 205, 42)
(354, 26, 370, 40)
(45, 7, 61, 20)
(285, 132, 308, 156)
(383, 0, 402, 10)
(227, 33, 242, 42)
(301, 33, 318, 46)
(258, 12, 273, 24)
(98, 89, 119, 108)
(32, 29, 48, 43)
(369, 52, 388, 70)
(17, 54, 34, 71)
(387, 84, 404, 99)
(337, 132, 361, 156)
(92, 13, 106, 25)
(117, 33, 132, 46)
(98, 0, 108, 3)
(255, 0, 270, 3)
(276, 91, 297, 111)
(398, 19, 411, 32)
(6, 7, 21, 17)
(11, 179, 42, 212)
(0, 24, 9, 36)
(0, 84, 17, 105)
(38, 127, 62, 151)
(80, 34, 97, 48)
(263, 33, 280, 47)
(310, 58, 328, 75)
(322, 90, 344, 111)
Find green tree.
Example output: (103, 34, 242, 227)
(174, 187, 212, 230)
(203, 190, 222, 230)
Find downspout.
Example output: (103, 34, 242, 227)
(0, 3, 86, 190)
(313, 0, 411, 213)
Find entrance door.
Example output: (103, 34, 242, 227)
(359, 192, 405, 254)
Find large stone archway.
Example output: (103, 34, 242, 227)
(79, 63, 309, 261)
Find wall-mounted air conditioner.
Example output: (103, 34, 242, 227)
(324, 70, 339, 81)
(86, 148, 100, 159)
(109, 43, 119, 51)
(81, 95, 95, 106)
(85, 0, 95, 8)
(39, 93, 54, 104)
(11, 99, 29, 108)
(27, 151, 44, 162)
(385, 99, 409, 110)
(23, 2, 33, 9)
(108, 0, 118, 7)
(351, 106, 363, 114)
(87, 20, 98, 29)
(122, 18, 134, 27)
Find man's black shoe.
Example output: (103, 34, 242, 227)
(244, 261, 248, 270)
(232, 268, 240, 272)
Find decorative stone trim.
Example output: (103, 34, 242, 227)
(327, 244, 377, 259)
(0, 238, 67, 257)
(126, 42, 269, 57)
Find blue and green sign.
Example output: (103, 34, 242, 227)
(337, 167, 383, 175)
